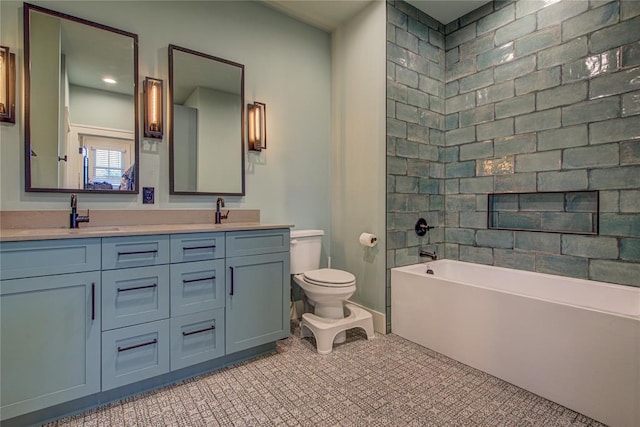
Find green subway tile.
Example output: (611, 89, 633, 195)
(620, 140, 640, 164)
(431, 96, 445, 114)
(591, 16, 640, 53)
(460, 211, 490, 228)
(447, 57, 476, 81)
(515, 108, 561, 133)
(419, 144, 439, 161)
(477, 194, 489, 210)
(515, 27, 561, 57)
(387, 100, 396, 119)
(476, 230, 513, 248)
(407, 88, 429, 109)
(446, 194, 477, 211)
(459, 245, 494, 264)
(388, 6, 408, 29)
(537, 0, 589, 29)
(461, 1, 495, 26)
(396, 139, 419, 158)
(387, 175, 396, 193)
(477, 118, 514, 140)
(494, 133, 536, 155)
(565, 192, 598, 212)
(590, 165, 640, 189)
(396, 103, 419, 124)
(459, 104, 494, 127)
(477, 81, 514, 106)
(387, 136, 396, 155)
(396, 176, 419, 193)
(589, 260, 640, 286)
(491, 193, 519, 211)
(419, 75, 444, 97)
(515, 231, 561, 253)
(446, 179, 460, 194)
(535, 253, 588, 279)
(495, 172, 537, 192)
(520, 192, 564, 211)
(562, 1, 619, 41)
(495, 14, 536, 45)
(494, 55, 537, 82)
(477, 3, 515, 34)
(515, 67, 561, 95)
(387, 194, 408, 212)
(622, 91, 640, 117)
(388, 81, 408, 102)
(460, 140, 494, 161)
(445, 161, 476, 178)
(388, 118, 407, 138)
(599, 190, 619, 213)
(430, 28, 445, 49)
(495, 212, 541, 229)
(515, 150, 561, 172)
(407, 159, 430, 177)
(590, 66, 640, 99)
(446, 127, 476, 145)
(590, 116, 640, 143)
(538, 170, 588, 191)
(562, 235, 618, 258)
(407, 194, 430, 211)
(407, 123, 429, 143)
(445, 228, 476, 244)
(446, 47, 460, 66)
(407, 51, 430, 75)
(599, 213, 640, 237)
(478, 43, 515, 70)
(419, 177, 440, 194)
(562, 50, 620, 83)
(460, 69, 494, 93)
(621, 238, 640, 261)
(477, 156, 515, 176)
(387, 156, 408, 175)
(419, 40, 441, 63)
(562, 97, 621, 126)
(537, 37, 588, 69)
(419, 109, 444, 129)
(495, 94, 535, 119)
(446, 92, 476, 114)
(396, 66, 419, 89)
(387, 23, 396, 44)
(387, 42, 409, 67)
(408, 17, 430, 40)
(430, 161, 445, 178)
(459, 33, 493, 59)
(431, 195, 444, 210)
(445, 113, 459, 130)
(537, 125, 588, 151)
(446, 23, 477, 49)
(395, 28, 419, 54)
(563, 143, 620, 169)
(387, 60, 395, 80)
(516, 0, 557, 19)
(494, 249, 536, 271)
(621, 190, 640, 212)
(444, 243, 460, 259)
(621, 0, 640, 20)
(536, 81, 588, 111)
(459, 176, 494, 193)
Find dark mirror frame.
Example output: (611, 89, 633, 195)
(24, 3, 139, 194)
(168, 44, 245, 196)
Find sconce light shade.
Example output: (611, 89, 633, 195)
(247, 101, 266, 151)
(0, 45, 16, 124)
(143, 77, 163, 139)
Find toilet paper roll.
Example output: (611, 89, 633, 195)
(359, 232, 378, 248)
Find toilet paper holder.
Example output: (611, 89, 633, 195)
(415, 218, 434, 236)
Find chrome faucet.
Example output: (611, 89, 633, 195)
(419, 249, 437, 260)
(70, 194, 90, 228)
(215, 197, 228, 224)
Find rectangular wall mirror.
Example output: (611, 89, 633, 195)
(24, 3, 139, 193)
(169, 44, 245, 196)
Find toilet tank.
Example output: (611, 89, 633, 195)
(290, 229, 324, 274)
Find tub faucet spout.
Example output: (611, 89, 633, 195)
(419, 249, 437, 260)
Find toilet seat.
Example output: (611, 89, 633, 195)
(302, 268, 355, 288)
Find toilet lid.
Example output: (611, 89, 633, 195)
(302, 268, 356, 287)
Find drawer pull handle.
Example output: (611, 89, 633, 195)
(183, 245, 216, 251)
(117, 283, 157, 292)
(183, 276, 215, 285)
(182, 325, 215, 336)
(118, 338, 158, 352)
(91, 282, 96, 321)
(117, 249, 158, 256)
(229, 266, 234, 296)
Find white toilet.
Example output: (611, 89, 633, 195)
(291, 229, 374, 354)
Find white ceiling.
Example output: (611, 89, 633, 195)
(263, 0, 490, 31)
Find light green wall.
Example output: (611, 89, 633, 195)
(331, 1, 386, 313)
(0, 1, 332, 237)
(69, 85, 134, 131)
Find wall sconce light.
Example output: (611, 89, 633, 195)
(0, 45, 16, 124)
(143, 77, 163, 139)
(247, 101, 266, 151)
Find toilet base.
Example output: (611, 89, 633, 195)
(300, 304, 375, 354)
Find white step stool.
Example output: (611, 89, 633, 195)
(300, 303, 375, 354)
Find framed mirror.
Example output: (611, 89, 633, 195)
(24, 3, 138, 193)
(169, 44, 245, 195)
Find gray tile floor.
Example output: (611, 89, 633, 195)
(46, 324, 606, 426)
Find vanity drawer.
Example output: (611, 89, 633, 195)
(0, 238, 101, 280)
(170, 309, 225, 371)
(102, 235, 170, 270)
(170, 232, 225, 263)
(101, 265, 170, 331)
(225, 229, 290, 258)
(170, 260, 225, 316)
(101, 319, 170, 391)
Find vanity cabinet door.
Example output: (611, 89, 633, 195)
(0, 272, 101, 421)
(225, 252, 290, 354)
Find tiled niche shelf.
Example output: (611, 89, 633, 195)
(488, 191, 599, 235)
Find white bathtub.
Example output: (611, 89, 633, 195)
(391, 260, 640, 427)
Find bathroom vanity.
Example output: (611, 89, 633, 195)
(0, 223, 291, 425)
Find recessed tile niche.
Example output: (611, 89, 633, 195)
(488, 191, 599, 235)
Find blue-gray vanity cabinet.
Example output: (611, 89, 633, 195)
(170, 259, 226, 317)
(225, 229, 290, 355)
(102, 235, 170, 270)
(170, 232, 224, 263)
(170, 308, 225, 370)
(101, 319, 170, 391)
(0, 270, 101, 421)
